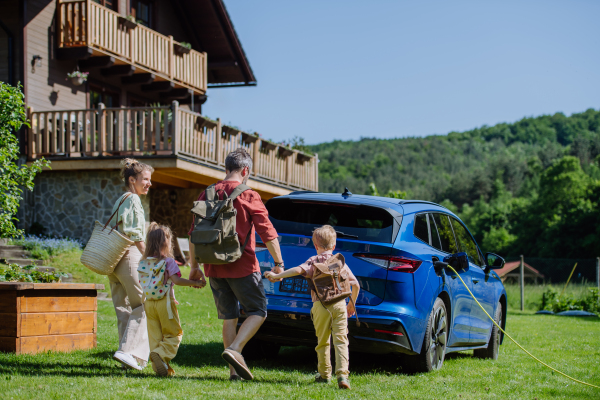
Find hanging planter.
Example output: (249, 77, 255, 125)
(66, 71, 89, 86)
(175, 42, 192, 55)
(118, 15, 138, 29)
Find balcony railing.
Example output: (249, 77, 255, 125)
(27, 104, 319, 192)
(57, 0, 207, 93)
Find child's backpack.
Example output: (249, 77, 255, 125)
(309, 253, 352, 306)
(189, 183, 253, 265)
(138, 258, 175, 318)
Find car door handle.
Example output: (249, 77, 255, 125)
(473, 279, 479, 284)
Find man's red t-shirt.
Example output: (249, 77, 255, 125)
(188, 180, 278, 279)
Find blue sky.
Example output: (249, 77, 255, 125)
(203, 0, 600, 145)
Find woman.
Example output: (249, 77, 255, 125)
(109, 158, 154, 370)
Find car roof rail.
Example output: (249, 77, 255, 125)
(398, 200, 445, 208)
(288, 190, 320, 195)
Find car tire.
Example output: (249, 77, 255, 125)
(410, 297, 448, 373)
(474, 301, 502, 360)
(242, 337, 281, 360)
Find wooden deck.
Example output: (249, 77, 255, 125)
(57, 0, 206, 94)
(28, 103, 319, 196)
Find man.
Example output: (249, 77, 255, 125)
(188, 148, 284, 381)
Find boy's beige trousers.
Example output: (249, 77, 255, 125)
(108, 246, 150, 366)
(311, 299, 350, 379)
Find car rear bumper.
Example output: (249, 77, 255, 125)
(239, 309, 417, 356)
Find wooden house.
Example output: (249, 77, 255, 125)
(1, 0, 318, 241)
(495, 261, 545, 284)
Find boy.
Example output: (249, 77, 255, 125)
(264, 225, 360, 389)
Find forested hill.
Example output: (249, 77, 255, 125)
(308, 109, 600, 258)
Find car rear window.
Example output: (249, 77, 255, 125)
(267, 199, 396, 243)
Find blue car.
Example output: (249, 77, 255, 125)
(244, 190, 507, 372)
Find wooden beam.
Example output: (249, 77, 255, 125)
(101, 65, 136, 77)
(151, 172, 192, 188)
(178, 94, 208, 105)
(121, 73, 156, 85)
(78, 56, 115, 69)
(208, 61, 238, 69)
(159, 88, 193, 100)
(141, 81, 175, 92)
(56, 47, 93, 60)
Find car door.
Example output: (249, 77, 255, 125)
(429, 213, 473, 347)
(449, 217, 495, 345)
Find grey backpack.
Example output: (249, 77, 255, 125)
(190, 183, 252, 265)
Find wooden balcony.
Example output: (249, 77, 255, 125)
(57, 0, 207, 94)
(27, 103, 319, 196)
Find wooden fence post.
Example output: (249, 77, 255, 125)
(215, 118, 222, 165)
(314, 153, 319, 191)
(98, 103, 105, 154)
(168, 35, 174, 80)
(520, 255, 524, 311)
(85, 0, 91, 45)
(171, 101, 179, 155)
(253, 138, 261, 176)
(597, 257, 599, 306)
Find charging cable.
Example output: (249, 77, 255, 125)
(446, 264, 600, 389)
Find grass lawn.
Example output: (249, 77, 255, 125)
(0, 256, 599, 399)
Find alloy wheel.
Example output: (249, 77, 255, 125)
(428, 305, 447, 370)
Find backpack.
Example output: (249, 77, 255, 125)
(190, 183, 253, 265)
(308, 253, 352, 306)
(137, 258, 176, 319)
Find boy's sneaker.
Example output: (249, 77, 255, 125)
(150, 352, 169, 377)
(314, 373, 331, 383)
(337, 376, 351, 389)
(222, 348, 253, 380)
(113, 351, 142, 371)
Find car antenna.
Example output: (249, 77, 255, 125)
(342, 187, 352, 197)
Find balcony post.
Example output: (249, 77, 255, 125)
(27, 107, 34, 159)
(215, 118, 222, 165)
(253, 138, 261, 176)
(286, 151, 295, 185)
(98, 103, 106, 154)
(171, 101, 179, 155)
(85, 0, 91, 45)
(168, 35, 174, 80)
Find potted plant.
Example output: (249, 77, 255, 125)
(66, 71, 89, 86)
(118, 15, 138, 29)
(175, 42, 192, 55)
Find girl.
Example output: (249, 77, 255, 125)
(139, 223, 205, 376)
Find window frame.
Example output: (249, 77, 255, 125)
(413, 212, 431, 246)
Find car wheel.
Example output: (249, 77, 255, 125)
(411, 297, 448, 373)
(242, 337, 281, 360)
(474, 301, 502, 360)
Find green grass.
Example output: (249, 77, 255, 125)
(1, 253, 599, 399)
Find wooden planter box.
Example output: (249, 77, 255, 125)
(0, 282, 104, 355)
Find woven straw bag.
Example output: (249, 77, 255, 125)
(80, 194, 135, 275)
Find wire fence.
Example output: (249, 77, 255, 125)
(505, 257, 599, 284)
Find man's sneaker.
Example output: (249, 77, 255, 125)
(314, 373, 331, 383)
(113, 351, 142, 371)
(221, 348, 253, 380)
(150, 352, 169, 377)
(337, 376, 351, 389)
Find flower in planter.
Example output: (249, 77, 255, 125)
(179, 42, 192, 50)
(66, 71, 89, 86)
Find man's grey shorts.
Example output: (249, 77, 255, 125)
(209, 272, 267, 320)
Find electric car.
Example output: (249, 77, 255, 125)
(244, 190, 507, 372)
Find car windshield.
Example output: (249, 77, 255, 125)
(267, 199, 396, 243)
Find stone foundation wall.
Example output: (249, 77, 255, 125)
(19, 171, 150, 242)
(150, 188, 204, 238)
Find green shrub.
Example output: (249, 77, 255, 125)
(0, 264, 68, 283)
(540, 286, 599, 314)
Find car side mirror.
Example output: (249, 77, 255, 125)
(443, 252, 469, 271)
(484, 252, 505, 274)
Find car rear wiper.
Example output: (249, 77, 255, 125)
(336, 230, 358, 239)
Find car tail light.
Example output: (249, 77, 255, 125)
(353, 253, 422, 273)
(255, 242, 268, 252)
(375, 329, 404, 336)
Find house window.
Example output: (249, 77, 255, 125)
(92, 0, 117, 11)
(90, 86, 120, 108)
(131, 0, 153, 28)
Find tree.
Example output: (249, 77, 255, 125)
(0, 83, 50, 238)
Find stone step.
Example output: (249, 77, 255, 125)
(0, 249, 32, 259)
(97, 292, 111, 301)
(5, 259, 44, 266)
(0, 245, 24, 251)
